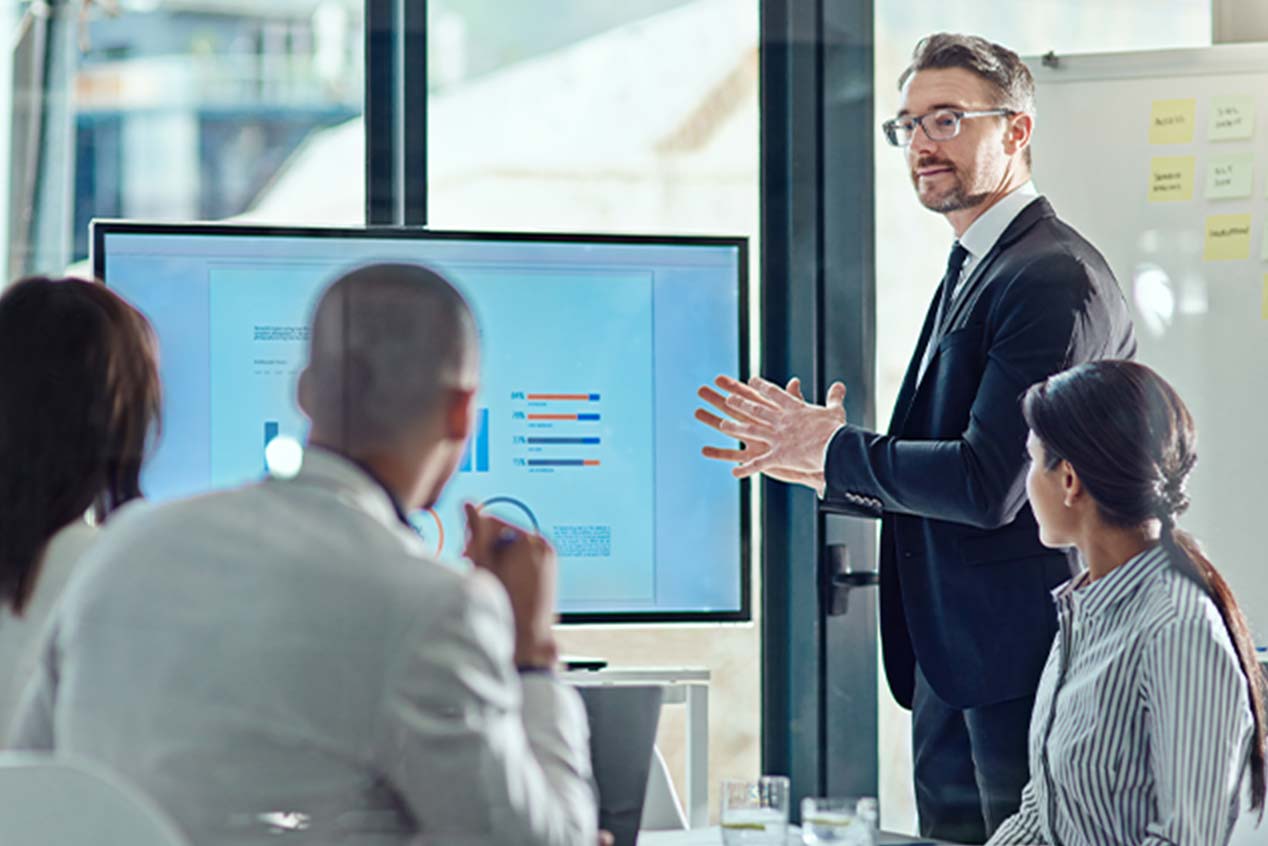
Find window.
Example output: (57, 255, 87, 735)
(5, 0, 363, 277)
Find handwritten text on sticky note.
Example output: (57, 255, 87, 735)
(1150, 98, 1196, 144)
(1148, 156, 1194, 202)
(1205, 152, 1254, 199)
(1209, 95, 1255, 141)
(1204, 214, 1252, 261)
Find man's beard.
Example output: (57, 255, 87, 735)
(913, 162, 988, 213)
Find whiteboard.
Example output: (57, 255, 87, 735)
(1029, 44, 1268, 641)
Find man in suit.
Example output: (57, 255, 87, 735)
(696, 34, 1136, 843)
(10, 264, 598, 846)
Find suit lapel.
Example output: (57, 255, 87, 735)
(942, 197, 1054, 333)
(893, 197, 1056, 435)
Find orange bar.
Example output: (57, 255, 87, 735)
(527, 393, 591, 401)
(527, 413, 576, 421)
(583, 460, 601, 467)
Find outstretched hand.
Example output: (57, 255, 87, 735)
(694, 374, 847, 494)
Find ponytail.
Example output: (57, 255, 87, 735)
(1023, 360, 1267, 817)
(1161, 518, 1267, 816)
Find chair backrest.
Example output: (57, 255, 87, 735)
(0, 752, 190, 846)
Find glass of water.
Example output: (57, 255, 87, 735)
(720, 777, 791, 845)
(800, 797, 878, 845)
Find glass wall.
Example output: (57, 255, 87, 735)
(426, 0, 761, 821)
(6, 0, 363, 277)
(0, 0, 760, 838)
(872, 1, 1211, 833)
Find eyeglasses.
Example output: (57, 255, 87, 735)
(881, 108, 1016, 147)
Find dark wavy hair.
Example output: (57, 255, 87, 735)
(0, 277, 161, 615)
(1023, 359, 1266, 815)
(899, 33, 1036, 168)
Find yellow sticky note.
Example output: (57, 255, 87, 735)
(1263, 275, 1268, 320)
(1150, 98, 1196, 144)
(1205, 152, 1254, 199)
(1204, 214, 1252, 261)
(1210, 95, 1256, 141)
(1148, 156, 1194, 202)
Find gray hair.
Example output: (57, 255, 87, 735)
(304, 262, 478, 451)
(899, 33, 1036, 166)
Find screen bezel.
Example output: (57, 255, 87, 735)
(91, 219, 752, 625)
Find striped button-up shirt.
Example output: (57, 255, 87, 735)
(988, 544, 1254, 845)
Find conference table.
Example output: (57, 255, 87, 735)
(640, 828, 952, 845)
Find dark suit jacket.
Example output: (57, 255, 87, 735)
(824, 197, 1136, 710)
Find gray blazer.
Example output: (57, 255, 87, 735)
(9, 449, 596, 846)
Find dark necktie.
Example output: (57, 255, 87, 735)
(917, 241, 970, 381)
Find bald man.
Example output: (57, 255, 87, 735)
(9, 264, 598, 846)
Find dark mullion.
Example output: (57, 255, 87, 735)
(759, 0, 826, 804)
(365, 0, 399, 225)
(401, 0, 427, 226)
(820, 0, 879, 801)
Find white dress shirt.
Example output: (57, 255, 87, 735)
(952, 180, 1040, 301)
(9, 449, 596, 846)
(989, 545, 1254, 845)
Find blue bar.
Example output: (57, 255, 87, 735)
(528, 459, 587, 467)
(588, 393, 601, 401)
(577, 413, 601, 421)
(527, 437, 600, 445)
(264, 421, 279, 473)
(461, 408, 490, 473)
(475, 408, 489, 472)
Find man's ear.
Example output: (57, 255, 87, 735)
(445, 387, 477, 442)
(1004, 111, 1034, 158)
(297, 368, 313, 418)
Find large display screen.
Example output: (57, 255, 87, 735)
(93, 222, 749, 622)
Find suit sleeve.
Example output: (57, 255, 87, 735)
(823, 253, 1105, 529)
(375, 570, 597, 846)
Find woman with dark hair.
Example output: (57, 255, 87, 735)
(989, 359, 1266, 845)
(0, 276, 161, 732)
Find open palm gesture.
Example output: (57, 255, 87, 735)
(694, 374, 847, 495)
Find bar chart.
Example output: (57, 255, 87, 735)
(512, 391, 606, 471)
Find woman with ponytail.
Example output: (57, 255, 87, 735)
(989, 360, 1265, 846)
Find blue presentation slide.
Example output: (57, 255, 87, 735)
(101, 232, 743, 617)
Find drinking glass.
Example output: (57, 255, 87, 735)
(720, 776, 791, 845)
(800, 796, 878, 845)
